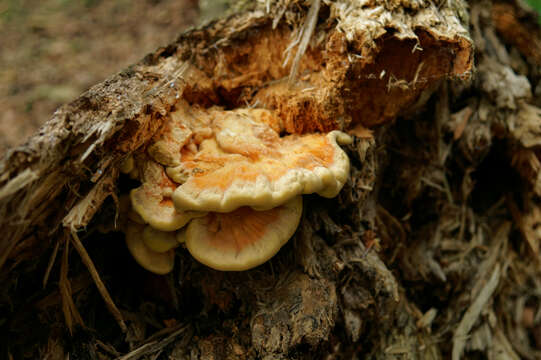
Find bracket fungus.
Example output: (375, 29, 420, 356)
(125, 222, 175, 275)
(123, 103, 352, 273)
(185, 196, 303, 271)
(170, 107, 352, 212)
(130, 159, 206, 231)
(142, 226, 179, 253)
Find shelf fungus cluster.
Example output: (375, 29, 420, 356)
(121, 102, 352, 274)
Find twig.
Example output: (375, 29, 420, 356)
(43, 239, 60, 289)
(288, 0, 320, 87)
(59, 237, 84, 334)
(70, 230, 127, 332)
(116, 324, 192, 360)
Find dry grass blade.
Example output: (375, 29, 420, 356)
(59, 237, 84, 334)
(287, 0, 320, 87)
(117, 324, 192, 360)
(42, 240, 60, 289)
(452, 264, 501, 360)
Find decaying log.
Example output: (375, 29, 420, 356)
(0, 0, 472, 274)
(2, 0, 541, 358)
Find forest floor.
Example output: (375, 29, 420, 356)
(0, 0, 199, 154)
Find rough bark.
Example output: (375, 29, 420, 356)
(1, 0, 540, 359)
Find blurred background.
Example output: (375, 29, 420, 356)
(0, 0, 539, 155)
(0, 0, 203, 154)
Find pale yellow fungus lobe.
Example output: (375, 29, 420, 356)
(142, 226, 178, 253)
(125, 222, 175, 275)
(185, 196, 302, 271)
(176, 227, 187, 243)
(130, 160, 205, 231)
(168, 108, 351, 213)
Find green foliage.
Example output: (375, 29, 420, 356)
(526, 0, 541, 16)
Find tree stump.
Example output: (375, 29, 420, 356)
(1, 0, 540, 359)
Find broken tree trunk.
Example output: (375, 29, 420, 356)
(1, 0, 541, 358)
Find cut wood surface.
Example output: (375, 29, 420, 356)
(1, 0, 541, 358)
